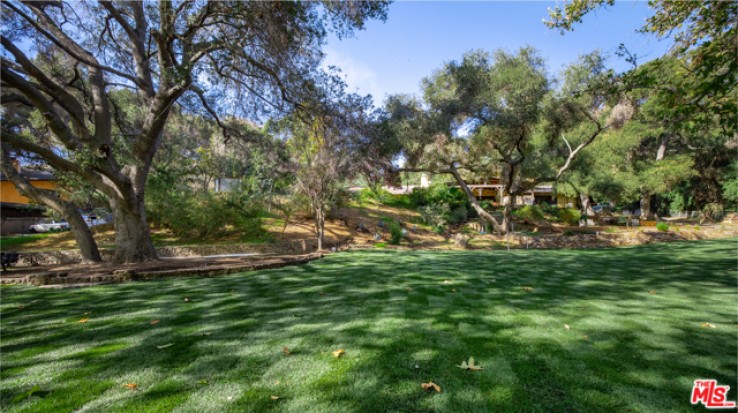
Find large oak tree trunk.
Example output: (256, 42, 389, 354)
(110, 194, 156, 263)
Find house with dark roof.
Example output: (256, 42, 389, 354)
(0, 161, 58, 205)
(1, 161, 58, 234)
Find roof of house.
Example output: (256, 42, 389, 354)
(0, 168, 56, 181)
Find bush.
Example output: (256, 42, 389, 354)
(558, 208, 581, 226)
(656, 222, 669, 232)
(419, 203, 451, 232)
(700, 203, 724, 223)
(373, 242, 387, 249)
(409, 187, 431, 207)
(514, 205, 545, 223)
(448, 205, 468, 225)
(410, 183, 468, 210)
(147, 188, 266, 240)
(388, 220, 403, 245)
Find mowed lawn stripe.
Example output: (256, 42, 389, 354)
(1, 239, 735, 412)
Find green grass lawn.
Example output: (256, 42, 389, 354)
(0, 234, 52, 250)
(1, 239, 736, 412)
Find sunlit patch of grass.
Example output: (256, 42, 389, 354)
(0, 234, 52, 250)
(1, 239, 736, 412)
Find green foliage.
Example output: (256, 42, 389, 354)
(419, 203, 451, 233)
(513, 205, 545, 223)
(558, 208, 581, 226)
(410, 183, 468, 210)
(721, 163, 738, 209)
(373, 242, 387, 249)
(656, 222, 669, 232)
(388, 221, 403, 245)
(149, 190, 266, 240)
(448, 205, 468, 225)
(701, 203, 724, 223)
(146, 167, 267, 240)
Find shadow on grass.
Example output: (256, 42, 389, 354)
(1, 239, 736, 412)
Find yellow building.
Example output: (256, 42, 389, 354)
(1, 166, 59, 234)
(1, 168, 59, 205)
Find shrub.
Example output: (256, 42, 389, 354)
(656, 222, 669, 232)
(558, 208, 581, 226)
(409, 187, 431, 207)
(448, 205, 468, 225)
(373, 242, 387, 249)
(147, 188, 266, 239)
(432, 226, 447, 235)
(540, 203, 558, 215)
(700, 203, 724, 223)
(410, 183, 468, 209)
(388, 220, 403, 245)
(514, 205, 545, 223)
(420, 203, 451, 230)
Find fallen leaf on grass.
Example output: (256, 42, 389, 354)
(79, 317, 89, 323)
(442, 280, 452, 284)
(274, 380, 281, 385)
(581, 335, 589, 341)
(197, 379, 208, 385)
(564, 324, 571, 330)
(183, 297, 190, 302)
(451, 288, 457, 293)
(150, 320, 160, 325)
(457, 357, 483, 371)
(124, 383, 138, 390)
(421, 381, 441, 392)
(282, 347, 291, 355)
(270, 395, 280, 400)
(522, 286, 534, 292)
(332, 349, 345, 358)
(648, 290, 657, 294)
(156, 343, 173, 349)
(701, 322, 717, 329)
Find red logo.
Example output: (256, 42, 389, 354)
(691, 380, 736, 409)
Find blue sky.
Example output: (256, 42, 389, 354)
(323, 1, 671, 105)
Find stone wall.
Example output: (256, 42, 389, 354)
(12, 239, 320, 267)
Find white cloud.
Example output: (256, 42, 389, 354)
(323, 48, 384, 104)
